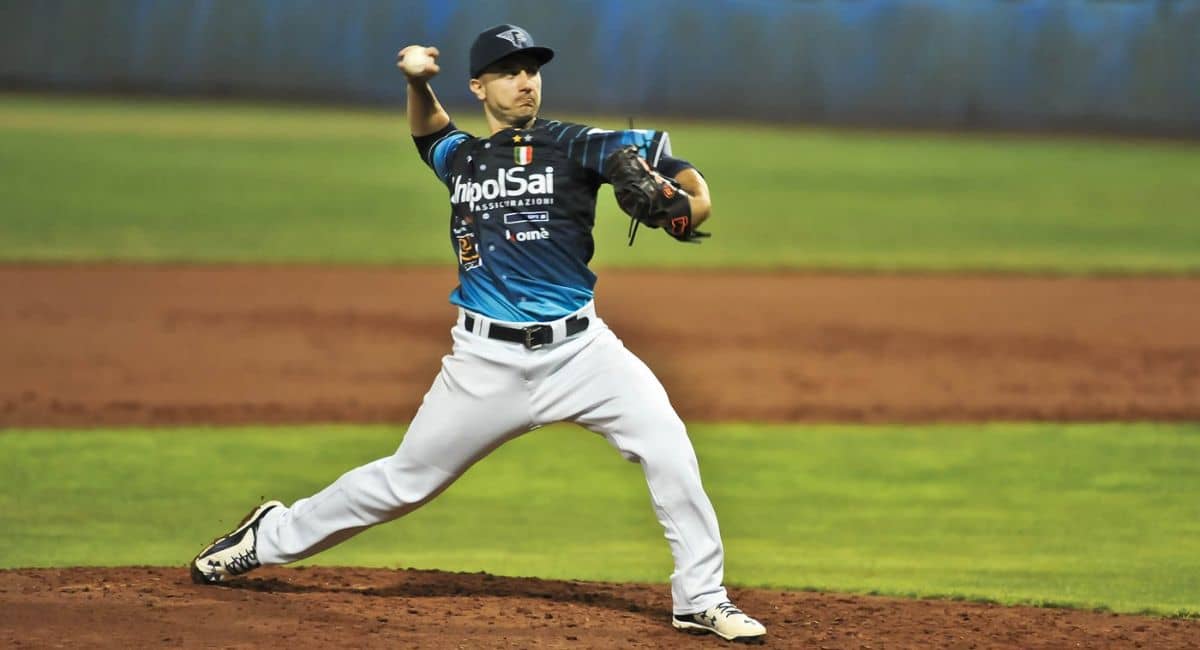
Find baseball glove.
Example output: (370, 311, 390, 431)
(603, 146, 710, 245)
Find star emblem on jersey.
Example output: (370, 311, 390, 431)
(514, 145, 533, 165)
(496, 29, 529, 47)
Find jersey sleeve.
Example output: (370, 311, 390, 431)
(413, 122, 471, 185)
(541, 121, 673, 182)
(655, 154, 699, 179)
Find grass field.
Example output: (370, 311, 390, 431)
(2, 422, 1197, 617)
(2, 93, 1198, 271)
(3, 92, 1198, 625)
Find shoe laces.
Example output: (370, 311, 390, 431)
(224, 547, 259, 575)
(713, 602, 745, 618)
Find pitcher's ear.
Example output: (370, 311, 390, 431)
(469, 78, 486, 101)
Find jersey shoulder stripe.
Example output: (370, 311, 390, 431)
(537, 119, 672, 179)
(540, 119, 588, 143)
(428, 130, 471, 184)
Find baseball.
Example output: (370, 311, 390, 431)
(400, 48, 432, 77)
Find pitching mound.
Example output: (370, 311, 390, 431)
(2, 567, 1196, 648)
(3, 265, 1199, 427)
(3, 265, 1199, 646)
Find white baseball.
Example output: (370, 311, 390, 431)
(401, 48, 432, 76)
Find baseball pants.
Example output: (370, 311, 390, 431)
(253, 301, 730, 615)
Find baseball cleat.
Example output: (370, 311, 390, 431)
(189, 500, 282, 585)
(673, 601, 766, 643)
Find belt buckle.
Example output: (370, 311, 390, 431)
(523, 324, 550, 350)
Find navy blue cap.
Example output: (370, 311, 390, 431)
(469, 24, 554, 78)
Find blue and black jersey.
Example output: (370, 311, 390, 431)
(414, 118, 694, 322)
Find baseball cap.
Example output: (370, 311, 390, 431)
(469, 24, 554, 78)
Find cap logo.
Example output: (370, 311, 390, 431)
(496, 29, 529, 47)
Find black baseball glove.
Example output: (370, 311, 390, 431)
(603, 146, 710, 245)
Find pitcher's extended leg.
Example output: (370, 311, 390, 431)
(256, 332, 532, 564)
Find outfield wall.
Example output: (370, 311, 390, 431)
(2, 0, 1198, 134)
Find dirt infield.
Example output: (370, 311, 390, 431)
(3, 264, 1200, 647)
(2, 265, 1199, 426)
(2, 567, 1197, 649)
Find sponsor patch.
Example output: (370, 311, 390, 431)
(451, 166, 555, 211)
(456, 233, 483, 270)
(502, 211, 550, 225)
(505, 227, 551, 243)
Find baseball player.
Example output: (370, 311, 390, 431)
(191, 24, 766, 643)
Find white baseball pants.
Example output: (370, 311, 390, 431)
(253, 301, 729, 614)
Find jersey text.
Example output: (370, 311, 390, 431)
(451, 166, 555, 211)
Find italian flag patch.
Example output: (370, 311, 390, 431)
(514, 146, 533, 165)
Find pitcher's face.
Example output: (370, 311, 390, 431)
(471, 54, 542, 128)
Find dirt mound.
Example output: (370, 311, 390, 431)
(3, 265, 1199, 646)
(2, 567, 1196, 649)
(2, 265, 1198, 427)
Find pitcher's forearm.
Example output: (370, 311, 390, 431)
(407, 81, 451, 137)
(674, 168, 712, 227)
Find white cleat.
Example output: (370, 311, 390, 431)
(673, 601, 767, 643)
(190, 500, 282, 585)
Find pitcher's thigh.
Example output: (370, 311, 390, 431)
(398, 354, 533, 476)
(566, 332, 697, 463)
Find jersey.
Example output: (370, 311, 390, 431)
(414, 119, 692, 323)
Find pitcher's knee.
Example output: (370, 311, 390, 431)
(642, 451, 704, 494)
(372, 453, 458, 515)
(615, 413, 690, 450)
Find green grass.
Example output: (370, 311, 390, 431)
(1, 93, 1198, 271)
(1, 422, 1197, 616)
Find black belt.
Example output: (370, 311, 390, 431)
(464, 314, 590, 349)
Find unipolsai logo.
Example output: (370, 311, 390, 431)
(450, 167, 555, 210)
